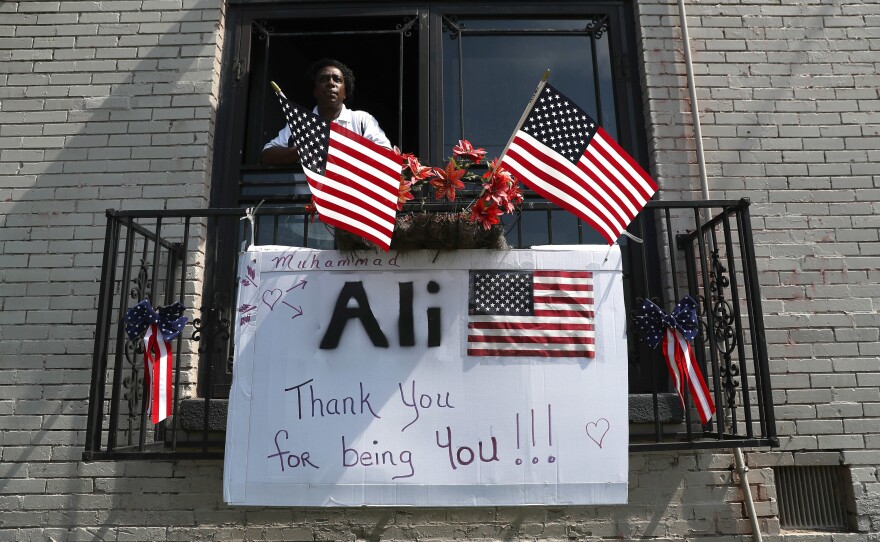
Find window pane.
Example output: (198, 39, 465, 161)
(442, 18, 612, 158)
(503, 209, 550, 248)
(595, 33, 618, 138)
(239, 16, 419, 204)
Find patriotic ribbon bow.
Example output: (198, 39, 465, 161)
(632, 295, 699, 348)
(633, 295, 715, 425)
(124, 300, 188, 343)
(123, 300, 188, 424)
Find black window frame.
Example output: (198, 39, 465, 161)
(206, 0, 659, 397)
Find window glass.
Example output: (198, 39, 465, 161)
(240, 16, 419, 204)
(442, 18, 615, 158)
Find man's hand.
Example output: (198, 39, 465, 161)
(260, 146, 300, 165)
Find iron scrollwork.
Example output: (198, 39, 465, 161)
(442, 15, 464, 39)
(120, 338, 144, 446)
(586, 15, 609, 39)
(710, 248, 739, 418)
(130, 258, 151, 304)
(192, 291, 232, 375)
(397, 16, 417, 38)
(120, 258, 150, 444)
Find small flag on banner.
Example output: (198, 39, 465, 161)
(467, 270, 595, 358)
(270, 81, 401, 251)
(501, 83, 658, 244)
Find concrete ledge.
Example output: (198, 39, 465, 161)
(629, 393, 685, 424)
(178, 399, 228, 431)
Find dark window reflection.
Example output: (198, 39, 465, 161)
(445, 18, 617, 246)
(240, 16, 419, 204)
(443, 18, 616, 158)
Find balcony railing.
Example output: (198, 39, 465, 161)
(83, 199, 777, 460)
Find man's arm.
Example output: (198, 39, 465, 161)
(260, 125, 300, 165)
(260, 146, 300, 165)
(357, 111, 392, 149)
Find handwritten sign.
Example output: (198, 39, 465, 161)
(224, 247, 628, 506)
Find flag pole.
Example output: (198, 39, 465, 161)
(496, 69, 551, 167)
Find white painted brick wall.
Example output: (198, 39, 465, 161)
(1, 0, 878, 539)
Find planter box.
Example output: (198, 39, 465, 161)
(336, 212, 510, 251)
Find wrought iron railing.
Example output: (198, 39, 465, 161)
(83, 199, 777, 460)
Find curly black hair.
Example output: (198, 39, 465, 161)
(306, 58, 355, 104)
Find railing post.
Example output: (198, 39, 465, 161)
(107, 218, 137, 452)
(738, 201, 778, 445)
(170, 218, 191, 452)
(84, 211, 121, 457)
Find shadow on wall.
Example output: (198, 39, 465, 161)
(0, 0, 223, 538)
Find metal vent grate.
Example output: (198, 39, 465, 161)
(775, 466, 850, 531)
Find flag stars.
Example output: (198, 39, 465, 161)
(470, 271, 534, 315)
(519, 84, 600, 166)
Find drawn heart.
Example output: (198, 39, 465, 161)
(586, 418, 610, 448)
(262, 289, 282, 311)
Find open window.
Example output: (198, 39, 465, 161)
(208, 3, 658, 395)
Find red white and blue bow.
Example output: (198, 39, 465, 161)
(124, 300, 187, 424)
(633, 296, 715, 425)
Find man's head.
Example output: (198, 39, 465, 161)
(307, 58, 355, 110)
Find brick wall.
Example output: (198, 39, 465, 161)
(1, 0, 878, 539)
(638, 0, 880, 534)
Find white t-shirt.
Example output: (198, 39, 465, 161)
(263, 105, 391, 150)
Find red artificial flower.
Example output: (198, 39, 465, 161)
(481, 160, 521, 213)
(504, 179, 524, 213)
(429, 160, 467, 201)
(452, 140, 487, 164)
(482, 164, 512, 204)
(393, 146, 416, 172)
(407, 155, 432, 181)
(304, 199, 318, 223)
(469, 198, 502, 230)
(482, 159, 512, 183)
(397, 180, 414, 210)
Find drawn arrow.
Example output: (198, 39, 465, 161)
(286, 280, 307, 292)
(281, 301, 303, 319)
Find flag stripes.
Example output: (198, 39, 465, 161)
(662, 328, 715, 425)
(505, 137, 621, 242)
(144, 323, 173, 424)
(500, 83, 657, 244)
(303, 124, 400, 250)
(270, 82, 401, 251)
(591, 129, 656, 199)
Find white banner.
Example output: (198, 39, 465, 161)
(224, 247, 628, 506)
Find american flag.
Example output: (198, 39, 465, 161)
(501, 83, 658, 244)
(467, 270, 595, 358)
(271, 82, 400, 251)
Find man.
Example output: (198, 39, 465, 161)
(261, 58, 391, 164)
